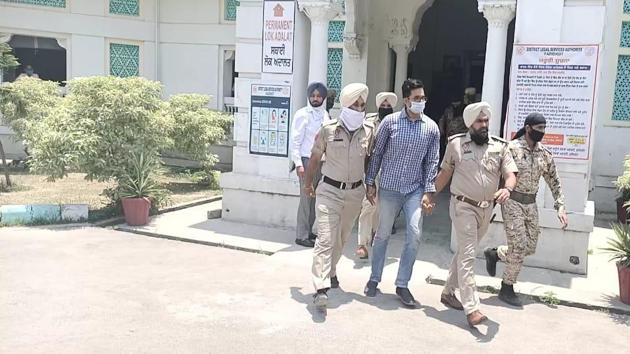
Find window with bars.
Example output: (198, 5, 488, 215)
(109, 0, 139, 16)
(0, 0, 65, 7)
(328, 21, 345, 43)
(109, 43, 140, 78)
(327, 48, 343, 102)
(613, 56, 630, 121)
(224, 0, 237, 21)
(622, 22, 630, 47)
(612, 3, 630, 121)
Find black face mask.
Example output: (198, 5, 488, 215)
(470, 128, 489, 145)
(528, 129, 545, 143)
(378, 107, 394, 119)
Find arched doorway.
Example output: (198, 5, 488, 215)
(409, 0, 514, 130)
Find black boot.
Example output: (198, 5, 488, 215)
(295, 238, 315, 248)
(331, 276, 339, 289)
(498, 282, 523, 307)
(484, 247, 499, 277)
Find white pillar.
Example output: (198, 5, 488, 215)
(479, 1, 515, 135)
(391, 43, 411, 106)
(299, 1, 341, 84)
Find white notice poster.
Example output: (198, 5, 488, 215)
(506, 45, 599, 160)
(262, 0, 295, 74)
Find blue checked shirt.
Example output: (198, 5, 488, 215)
(366, 108, 440, 194)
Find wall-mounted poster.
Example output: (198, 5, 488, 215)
(250, 84, 292, 157)
(262, 0, 295, 74)
(506, 45, 600, 160)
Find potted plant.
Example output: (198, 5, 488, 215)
(614, 155, 630, 224)
(118, 152, 169, 226)
(602, 222, 630, 305)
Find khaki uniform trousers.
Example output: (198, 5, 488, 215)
(312, 182, 364, 290)
(357, 196, 378, 247)
(443, 197, 493, 315)
(497, 199, 540, 285)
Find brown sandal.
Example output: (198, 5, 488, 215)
(356, 246, 369, 259)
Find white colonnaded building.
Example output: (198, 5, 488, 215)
(1, 0, 630, 274)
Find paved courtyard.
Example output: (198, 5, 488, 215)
(1, 226, 629, 353)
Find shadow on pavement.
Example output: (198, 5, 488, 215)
(601, 294, 630, 326)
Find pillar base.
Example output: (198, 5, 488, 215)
(220, 172, 299, 229)
(450, 201, 594, 275)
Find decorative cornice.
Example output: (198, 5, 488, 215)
(385, 16, 415, 52)
(343, 32, 362, 60)
(479, 1, 516, 29)
(298, 1, 342, 23)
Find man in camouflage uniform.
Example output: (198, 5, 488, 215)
(438, 87, 477, 139)
(356, 92, 397, 259)
(484, 113, 569, 307)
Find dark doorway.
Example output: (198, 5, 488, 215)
(410, 0, 488, 121)
(409, 0, 515, 147)
(5, 35, 66, 83)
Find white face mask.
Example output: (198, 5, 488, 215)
(408, 101, 425, 115)
(339, 107, 365, 131)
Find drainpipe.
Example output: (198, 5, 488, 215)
(155, 0, 160, 81)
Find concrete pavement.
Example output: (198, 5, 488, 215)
(118, 197, 630, 314)
(1, 226, 629, 353)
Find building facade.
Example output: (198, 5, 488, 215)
(0, 0, 238, 167)
(2, 0, 630, 271)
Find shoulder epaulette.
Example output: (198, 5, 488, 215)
(448, 133, 466, 141)
(540, 144, 553, 155)
(323, 119, 338, 126)
(366, 112, 378, 119)
(363, 119, 375, 128)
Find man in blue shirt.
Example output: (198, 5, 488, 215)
(363, 79, 440, 306)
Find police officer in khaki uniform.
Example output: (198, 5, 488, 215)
(430, 102, 518, 327)
(303, 83, 375, 309)
(356, 92, 397, 259)
(484, 113, 568, 307)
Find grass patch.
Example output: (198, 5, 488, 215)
(540, 291, 560, 307)
(0, 169, 221, 224)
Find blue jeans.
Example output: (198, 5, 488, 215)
(369, 188, 424, 288)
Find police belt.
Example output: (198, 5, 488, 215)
(509, 190, 537, 204)
(454, 195, 493, 208)
(323, 176, 363, 190)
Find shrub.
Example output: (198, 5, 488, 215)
(166, 94, 232, 173)
(0, 77, 61, 141)
(26, 76, 172, 181)
(1, 76, 230, 206)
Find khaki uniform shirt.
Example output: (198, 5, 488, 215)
(365, 113, 382, 132)
(441, 133, 518, 202)
(312, 119, 375, 183)
(509, 137, 565, 211)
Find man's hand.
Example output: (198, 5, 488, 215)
(366, 185, 377, 206)
(296, 166, 305, 179)
(494, 188, 511, 204)
(304, 184, 315, 198)
(422, 193, 435, 215)
(558, 210, 569, 230)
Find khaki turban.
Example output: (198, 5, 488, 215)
(339, 83, 369, 108)
(463, 102, 492, 128)
(376, 92, 397, 108)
